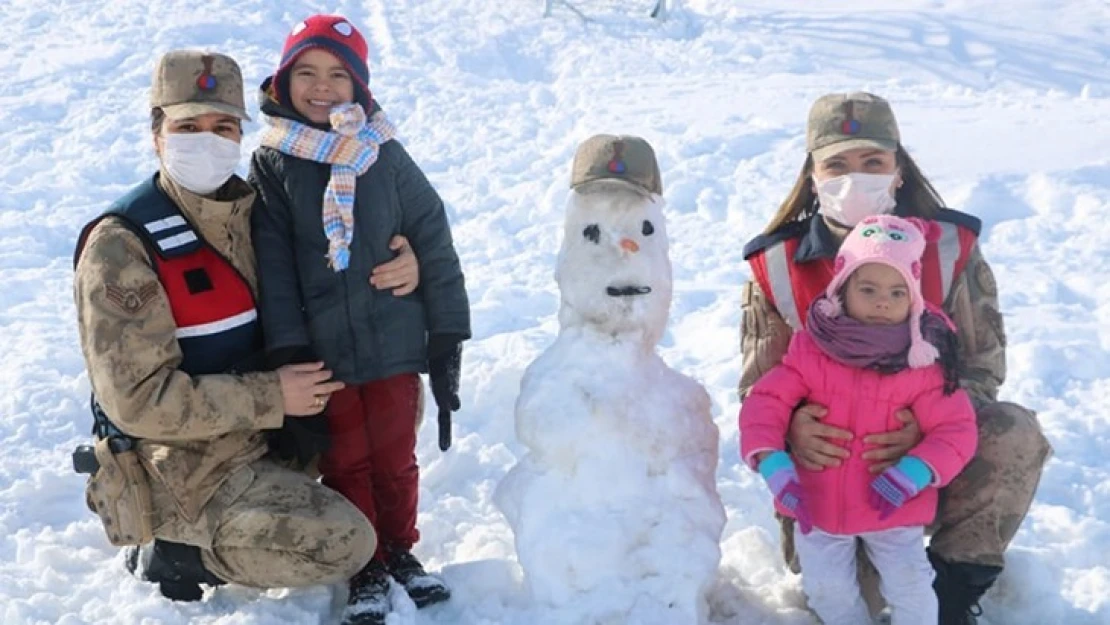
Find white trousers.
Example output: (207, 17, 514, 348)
(794, 525, 937, 625)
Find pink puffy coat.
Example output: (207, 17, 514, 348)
(740, 330, 977, 535)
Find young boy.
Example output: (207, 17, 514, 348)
(250, 14, 471, 625)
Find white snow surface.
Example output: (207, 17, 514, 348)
(1, 0, 1109, 624)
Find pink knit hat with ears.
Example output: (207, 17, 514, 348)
(818, 215, 943, 368)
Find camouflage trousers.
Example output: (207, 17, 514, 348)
(778, 400, 1052, 607)
(156, 460, 376, 588)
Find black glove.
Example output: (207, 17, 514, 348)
(267, 416, 331, 469)
(265, 345, 332, 468)
(427, 334, 464, 451)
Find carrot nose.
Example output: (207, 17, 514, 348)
(620, 238, 640, 253)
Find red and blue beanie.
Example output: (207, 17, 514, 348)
(274, 14, 373, 111)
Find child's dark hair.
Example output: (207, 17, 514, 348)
(921, 312, 961, 395)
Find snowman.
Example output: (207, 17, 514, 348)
(495, 135, 726, 625)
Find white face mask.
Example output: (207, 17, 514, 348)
(161, 132, 241, 195)
(814, 172, 899, 227)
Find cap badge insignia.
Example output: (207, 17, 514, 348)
(841, 101, 861, 135)
(607, 140, 627, 174)
(196, 55, 217, 91)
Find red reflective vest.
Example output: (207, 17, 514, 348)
(748, 221, 977, 330)
(75, 177, 261, 376)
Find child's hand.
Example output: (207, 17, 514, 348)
(868, 456, 933, 520)
(759, 451, 814, 534)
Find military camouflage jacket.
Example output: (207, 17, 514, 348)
(739, 220, 1006, 409)
(74, 172, 285, 546)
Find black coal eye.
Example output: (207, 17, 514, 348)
(642, 220, 655, 236)
(583, 224, 600, 243)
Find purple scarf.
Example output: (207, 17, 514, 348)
(805, 296, 958, 381)
(806, 297, 913, 372)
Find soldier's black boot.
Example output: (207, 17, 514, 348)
(126, 539, 225, 602)
(929, 548, 1002, 625)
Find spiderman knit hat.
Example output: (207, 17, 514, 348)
(274, 14, 372, 110)
(821, 215, 941, 368)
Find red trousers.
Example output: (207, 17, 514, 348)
(321, 373, 421, 559)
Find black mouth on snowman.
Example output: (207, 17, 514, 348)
(606, 285, 652, 297)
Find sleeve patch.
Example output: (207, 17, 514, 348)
(105, 282, 160, 315)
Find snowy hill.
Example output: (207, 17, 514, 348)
(1, 0, 1108, 623)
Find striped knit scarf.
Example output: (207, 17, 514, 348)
(261, 103, 396, 271)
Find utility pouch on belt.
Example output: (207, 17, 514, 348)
(83, 437, 154, 546)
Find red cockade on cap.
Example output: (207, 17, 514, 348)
(607, 140, 628, 174)
(841, 100, 861, 135)
(196, 55, 218, 91)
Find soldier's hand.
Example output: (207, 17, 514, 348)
(370, 235, 419, 296)
(787, 402, 851, 470)
(863, 408, 922, 473)
(278, 362, 345, 416)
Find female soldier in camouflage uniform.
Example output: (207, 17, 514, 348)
(739, 92, 1052, 625)
(73, 50, 418, 602)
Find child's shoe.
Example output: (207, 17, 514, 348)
(384, 545, 451, 608)
(341, 560, 392, 625)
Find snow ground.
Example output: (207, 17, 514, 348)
(1, 0, 1108, 623)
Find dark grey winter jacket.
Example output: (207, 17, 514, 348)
(250, 94, 470, 385)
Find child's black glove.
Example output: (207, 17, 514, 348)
(427, 334, 464, 451)
(268, 416, 331, 469)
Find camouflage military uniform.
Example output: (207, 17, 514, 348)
(75, 172, 375, 587)
(740, 240, 1053, 573)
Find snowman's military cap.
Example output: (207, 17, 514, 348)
(570, 134, 662, 196)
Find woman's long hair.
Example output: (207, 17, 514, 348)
(762, 147, 947, 235)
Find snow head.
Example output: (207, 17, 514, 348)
(557, 135, 672, 347)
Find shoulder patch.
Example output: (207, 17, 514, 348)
(105, 282, 160, 315)
(743, 220, 808, 259)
